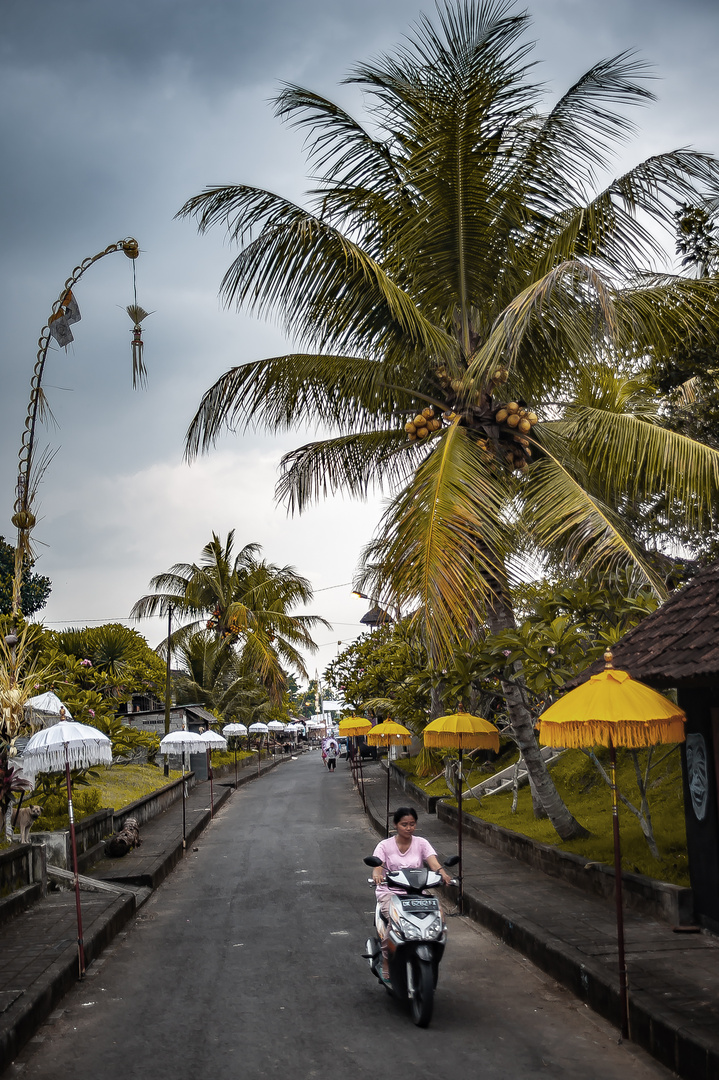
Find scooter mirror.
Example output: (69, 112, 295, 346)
(364, 855, 383, 867)
(444, 855, 460, 867)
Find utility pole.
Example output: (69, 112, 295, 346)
(164, 604, 173, 777)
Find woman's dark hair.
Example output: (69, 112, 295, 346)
(393, 806, 418, 825)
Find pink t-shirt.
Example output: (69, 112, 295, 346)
(372, 834, 438, 901)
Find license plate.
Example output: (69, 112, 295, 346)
(401, 898, 438, 911)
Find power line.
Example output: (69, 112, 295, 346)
(35, 582, 359, 626)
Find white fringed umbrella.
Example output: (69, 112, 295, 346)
(25, 691, 73, 724)
(160, 730, 217, 848)
(22, 720, 112, 978)
(22, 721, 111, 778)
(223, 723, 248, 736)
(222, 724, 248, 788)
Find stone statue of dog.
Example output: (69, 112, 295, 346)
(13, 805, 43, 843)
(105, 816, 142, 857)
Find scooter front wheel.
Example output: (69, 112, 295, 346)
(409, 957, 434, 1027)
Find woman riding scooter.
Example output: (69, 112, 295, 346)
(371, 806, 452, 978)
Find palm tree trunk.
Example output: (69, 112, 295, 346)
(486, 604, 589, 841)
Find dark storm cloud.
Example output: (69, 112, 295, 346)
(1, 0, 419, 88)
(2, 0, 719, 656)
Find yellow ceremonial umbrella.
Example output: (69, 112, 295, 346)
(423, 712, 500, 911)
(367, 720, 413, 837)
(538, 652, 686, 1039)
(338, 717, 374, 808)
(338, 716, 373, 736)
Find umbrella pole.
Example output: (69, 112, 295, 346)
(234, 745, 238, 790)
(358, 744, 366, 812)
(609, 739, 629, 1039)
(208, 749, 214, 818)
(457, 748, 464, 915)
(65, 750, 86, 978)
(385, 748, 391, 838)
(181, 755, 187, 850)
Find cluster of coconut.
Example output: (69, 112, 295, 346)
(435, 366, 509, 394)
(405, 406, 443, 441)
(490, 401, 539, 472)
(494, 400, 538, 433)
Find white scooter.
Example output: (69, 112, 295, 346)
(362, 854, 459, 1027)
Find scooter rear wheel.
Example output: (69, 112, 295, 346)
(409, 958, 434, 1027)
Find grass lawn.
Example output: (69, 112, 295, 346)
(396, 744, 690, 887)
(1, 764, 185, 841)
(1, 749, 264, 847)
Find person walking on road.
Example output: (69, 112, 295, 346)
(325, 742, 338, 771)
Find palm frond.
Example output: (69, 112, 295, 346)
(276, 431, 422, 513)
(184, 353, 413, 458)
(359, 421, 513, 659)
(558, 405, 719, 528)
(518, 448, 668, 595)
(177, 185, 455, 360)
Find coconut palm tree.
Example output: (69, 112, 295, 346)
(176, 1, 719, 838)
(172, 631, 264, 720)
(131, 532, 330, 703)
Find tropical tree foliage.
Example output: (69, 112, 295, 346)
(323, 622, 430, 729)
(132, 531, 329, 703)
(0, 536, 50, 617)
(178, 1, 719, 838)
(172, 630, 266, 719)
(34, 624, 166, 759)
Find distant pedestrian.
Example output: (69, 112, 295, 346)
(325, 743, 338, 771)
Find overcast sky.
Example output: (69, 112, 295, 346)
(2, 0, 718, 683)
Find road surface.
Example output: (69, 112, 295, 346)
(6, 753, 673, 1079)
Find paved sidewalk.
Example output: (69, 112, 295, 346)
(0, 754, 289, 1071)
(355, 757, 719, 1080)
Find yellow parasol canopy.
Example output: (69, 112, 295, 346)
(338, 716, 373, 737)
(538, 666, 686, 749)
(423, 712, 500, 752)
(366, 719, 412, 746)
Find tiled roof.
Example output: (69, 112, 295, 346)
(571, 560, 719, 688)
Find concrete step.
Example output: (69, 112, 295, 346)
(465, 746, 565, 799)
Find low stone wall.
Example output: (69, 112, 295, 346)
(113, 773, 196, 831)
(28, 808, 115, 873)
(436, 799, 693, 926)
(0, 843, 46, 899)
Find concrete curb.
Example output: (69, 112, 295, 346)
(0, 891, 136, 1068)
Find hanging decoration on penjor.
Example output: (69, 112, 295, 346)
(126, 304, 151, 386)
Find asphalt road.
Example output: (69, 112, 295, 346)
(8, 753, 674, 1080)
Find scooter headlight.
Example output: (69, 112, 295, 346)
(398, 917, 422, 940)
(425, 917, 444, 939)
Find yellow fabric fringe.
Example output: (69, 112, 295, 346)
(366, 732, 412, 746)
(538, 718, 686, 749)
(423, 731, 500, 752)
